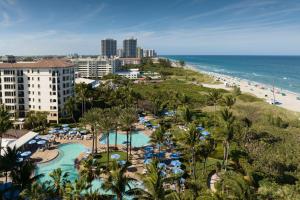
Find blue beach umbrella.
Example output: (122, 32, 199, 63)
(145, 153, 154, 158)
(160, 171, 167, 177)
(144, 159, 152, 164)
(170, 160, 182, 167)
(111, 154, 121, 160)
(144, 146, 153, 151)
(197, 126, 205, 131)
(37, 140, 46, 145)
(118, 160, 126, 166)
(20, 151, 31, 157)
(17, 157, 23, 162)
(200, 136, 206, 141)
(172, 168, 184, 175)
(170, 153, 180, 159)
(28, 140, 36, 145)
(157, 162, 167, 169)
(62, 124, 69, 128)
(202, 131, 210, 136)
(48, 130, 56, 134)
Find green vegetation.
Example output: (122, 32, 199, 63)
(1, 58, 300, 199)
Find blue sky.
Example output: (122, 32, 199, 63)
(0, 0, 300, 55)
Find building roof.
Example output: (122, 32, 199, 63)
(0, 59, 74, 69)
(75, 78, 97, 85)
(8, 131, 39, 149)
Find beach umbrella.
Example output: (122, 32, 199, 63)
(145, 153, 154, 158)
(160, 171, 167, 177)
(62, 124, 69, 128)
(144, 159, 152, 165)
(80, 130, 87, 134)
(111, 154, 121, 160)
(48, 130, 56, 134)
(157, 162, 167, 169)
(180, 178, 186, 184)
(118, 160, 126, 166)
(172, 168, 184, 175)
(58, 130, 65, 134)
(72, 128, 79, 131)
(35, 136, 41, 140)
(200, 136, 206, 141)
(197, 126, 205, 131)
(144, 146, 153, 151)
(28, 140, 36, 145)
(17, 157, 24, 163)
(20, 151, 31, 157)
(170, 153, 180, 159)
(37, 140, 47, 145)
(170, 160, 181, 167)
(63, 127, 70, 131)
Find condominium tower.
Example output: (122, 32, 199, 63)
(0, 58, 75, 123)
(101, 39, 117, 58)
(123, 38, 137, 58)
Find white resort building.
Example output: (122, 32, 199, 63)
(71, 57, 120, 78)
(0, 58, 75, 123)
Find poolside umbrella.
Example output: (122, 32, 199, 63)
(48, 130, 56, 134)
(202, 131, 210, 136)
(17, 157, 23, 163)
(197, 126, 205, 131)
(170, 153, 180, 159)
(20, 151, 31, 157)
(35, 136, 41, 140)
(80, 130, 87, 134)
(180, 178, 186, 184)
(37, 140, 47, 145)
(72, 128, 79, 131)
(170, 160, 181, 167)
(157, 162, 167, 169)
(118, 160, 126, 165)
(200, 136, 206, 141)
(28, 140, 36, 145)
(111, 154, 121, 160)
(145, 153, 154, 158)
(172, 168, 184, 175)
(63, 127, 70, 131)
(58, 130, 65, 134)
(144, 159, 152, 165)
(160, 171, 167, 177)
(62, 124, 69, 128)
(144, 146, 153, 151)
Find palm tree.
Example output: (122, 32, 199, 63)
(110, 106, 121, 150)
(64, 96, 78, 123)
(73, 178, 91, 200)
(149, 126, 165, 153)
(222, 95, 236, 109)
(80, 108, 101, 154)
(179, 106, 193, 125)
(102, 161, 137, 200)
(10, 160, 44, 190)
(220, 108, 236, 171)
(207, 89, 223, 129)
(1, 146, 18, 183)
(0, 105, 12, 156)
(79, 158, 100, 193)
(199, 138, 216, 174)
(20, 182, 53, 200)
(76, 83, 89, 115)
(129, 160, 174, 200)
(119, 108, 137, 161)
(49, 168, 70, 197)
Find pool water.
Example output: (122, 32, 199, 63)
(36, 143, 142, 198)
(100, 131, 150, 147)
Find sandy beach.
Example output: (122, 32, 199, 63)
(171, 60, 300, 113)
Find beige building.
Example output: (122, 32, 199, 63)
(0, 59, 75, 123)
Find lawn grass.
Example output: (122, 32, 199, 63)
(97, 151, 127, 164)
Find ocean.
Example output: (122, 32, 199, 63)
(165, 55, 300, 94)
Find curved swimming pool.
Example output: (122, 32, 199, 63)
(100, 131, 150, 147)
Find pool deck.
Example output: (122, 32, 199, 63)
(31, 148, 59, 164)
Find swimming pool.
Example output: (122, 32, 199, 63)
(100, 131, 150, 147)
(36, 143, 142, 198)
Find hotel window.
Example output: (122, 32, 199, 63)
(38, 84, 40, 88)
(39, 106, 41, 110)
(27, 77, 30, 81)
(28, 84, 30, 88)
(32, 77, 34, 80)
(38, 99, 41, 103)
(29, 105, 31, 108)
(28, 98, 31, 101)
(31, 70, 34, 73)
(28, 91, 30, 94)
(38, 77, 40, 81)
(49, 77, 51, 81)
(37, 70, 40, 74)
(38, 91, 40, 95)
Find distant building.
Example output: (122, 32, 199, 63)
(123, 38, 137, 58)
(137, 47, 144, 58)
(116, 69, 140, 79)
(117, 48, 124, 58)
(71, 57, 121, 78)
(143, 49, 157, 58)
(101, 39, 117, 58)
(75, 78, 100, 88)
(119, 58, 141, 66)
(1, 55, 16, 63)
(0, 59, 75, 123)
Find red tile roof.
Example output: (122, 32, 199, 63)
(0, 59, 74, 69)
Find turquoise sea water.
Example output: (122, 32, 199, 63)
(100, 131, 150, 147)
(165, 55, 300, 94)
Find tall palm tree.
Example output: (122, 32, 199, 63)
(207, 89, 223, 129)
(80, 108, 102, 154)
(10, 160, 44, 190)
(110, 106, 121, 150)
(149, 126, 165, 153)
(73, 178, 91, 200)
(0, 105, 12, 156)
(64, 96, 78, 123)
(179, 106, 193, 125)
(129, 160, 174, 200)
(102, 161, 137, 200)
(220, 108, 236, 171)
(76, 83, 89, 115)
(49, 168, 70, 197)
(79, 158, 100, 193)
(119, 108, 137, 161)
(199, 138, 216, 174)
(1, 146, 18, 183)
(20, 182, 53, 200)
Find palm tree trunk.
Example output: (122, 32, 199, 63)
(95, 131, 98, 154)
(223, 141, 226, 170)
(129, 129, 132, 158)
(225, 142, 230, 171)
(192, 148, 196, 180)
(115, 128, 118, 150)
(92, 131, 95, 154)
(107, 132, 110, 167)
(0, 134, 2, 156)
(126, 130, 129, 161)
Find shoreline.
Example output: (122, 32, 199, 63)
(168, 58, 300, 113)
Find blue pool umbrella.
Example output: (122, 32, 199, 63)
(170, 160, 182, 167)
(63, 127, 70, 131)
(20, 151, 31, 157)
(37, 140, 46, 145)
(17, 157, 23, 162)
(180, 178, 186, 184)
(156, 152, 165, 158)
(170, 153, 180, 159)
(157, 162, 167, 169)
(58, 130, 65, 134)
(144, 159, 152, 164)
(62, 124, 69, 127)
(48, 130, 56, 134)
(202, 131, 210, 136)
(145, 153, 154, 159)
(172, 168, 184, 174)
(118, 160, 126, 165)
(160, 171, 167, 177)
(28, 140, 36, 145)
(200, 136, 206, 141)
(111, 154, 121, 160)
(197, 126, 205, 131)
(80, 130, 87, 134)
(72, 128, 79, 131)
(144, 146, 153, 151)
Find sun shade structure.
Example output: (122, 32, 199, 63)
(111, 154, 121, 159)
(20, 151, 31, 157)
(8, 131, 39, 150)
